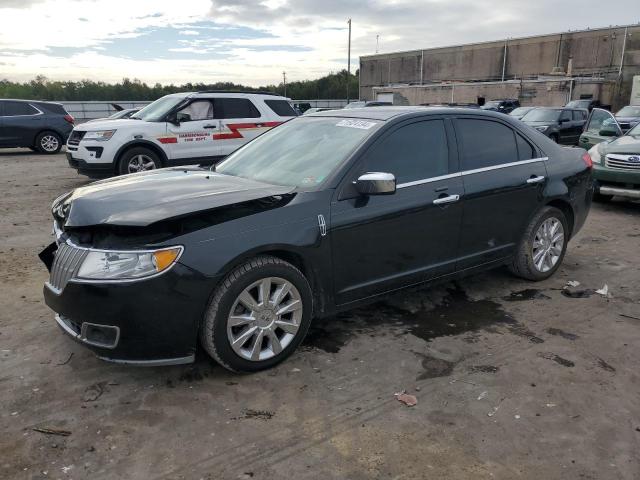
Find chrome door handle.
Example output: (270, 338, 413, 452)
(433, 194, 460, 205)
(526, 175, 546, 184)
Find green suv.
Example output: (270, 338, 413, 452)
(580, 108, 640, 201)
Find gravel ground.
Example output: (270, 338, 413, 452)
(1, 149, 639, 480)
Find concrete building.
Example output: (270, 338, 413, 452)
(359, 24, 640, 110)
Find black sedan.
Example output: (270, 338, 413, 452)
(41, 107, 593, 372)
(521, 107, 588, 145)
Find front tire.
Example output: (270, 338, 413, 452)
(200, 256, 313, 372)
(509, 206, 569, 281)
(118, 147, 161, 175)
(35, 131, 62, 154)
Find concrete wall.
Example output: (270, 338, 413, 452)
(360, 24, 640, 110)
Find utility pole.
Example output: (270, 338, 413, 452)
(347, 18, 352, 105)
(282, 71, 287, 97)
(376, 34, 379, 54)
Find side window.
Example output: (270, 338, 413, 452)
(362, 120, 448, 184)
(572, 110, 582, 121)
(4, 101, 39, 116)
(214, 98, 261, 119)
(516, 133, 536, 160)
(264, 100, 297, 117)
(585, 109, 619, 134)
(176, 100, 213, 122)
(559, 110, 571, 122)
(457, 119, 519, 170)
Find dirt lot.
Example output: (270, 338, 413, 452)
(1, 149, 639, 480)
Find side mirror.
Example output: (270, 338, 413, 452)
(167, 112, 180, 126)
(176, 112, 191, 123)
(355, 172, 396, 196)
(599, 128, 620, 137)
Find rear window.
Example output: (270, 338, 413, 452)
(3, 101, 39, 116)
(38, 103, 67, 115)
(213, 98, 261, 119)
(264, 100, 297, 117)
(457, 119, 519, 170)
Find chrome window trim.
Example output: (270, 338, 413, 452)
(0, 102, 44, 118)
(396, 157, 547, 189)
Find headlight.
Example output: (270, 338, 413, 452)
(588, 144, 603, 164)
(76, 246, 182, 281)
(84, 130, 117, 141)
(535, 125, 549, 132)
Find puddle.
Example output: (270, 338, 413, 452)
(413, 351, 456, 380)
(547, 327, 579, 341)
(503, 289, 551, 302)
(303, 285, 526, 353)
(561, 289, 596, 299)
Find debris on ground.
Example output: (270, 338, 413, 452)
(394, 390, 418, 407)
(487, 397, 505, 417)
(477, 391, 488, 401)
(232, 409, 275, 420)
(55, 352, 74, 366)
(83, 382, 107, 402)
(595, 284, 609, 297)
(566, 280, 581, 288)
(561, 289, 595, 299)
(620, 313, 640, 321)
(33, 427, 72, 437)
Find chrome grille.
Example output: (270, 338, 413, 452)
(605, 154, 640, 171)
(48, 243, 88, 293)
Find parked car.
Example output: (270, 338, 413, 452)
(614, 105, 640, 132)
(510, 106, 537, 120)
(65, 91, 297, 178)
(580, 108, 640, 201)
(86, 108, 140, 123)
(344, 101, 392, 109)
(0, 99, 74, 153)
(42, 107, 593, 371)
(521, 107, 588, 145)
(565, 99, 609, 111)
(480, 99, 520, 114)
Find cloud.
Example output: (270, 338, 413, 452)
(179, 30, 200, 35)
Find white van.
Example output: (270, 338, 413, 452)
(65, 91, 297, 177)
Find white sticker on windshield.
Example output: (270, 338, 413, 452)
(336, 119, 376, 130)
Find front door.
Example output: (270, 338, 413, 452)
(213, 97, 272, 157)
(453, 117, 548, 270)
(578, 108, 623, 150)
(330, 118, 463, 305)
(1, 101, 42, 147)
(166, 99, 220, 164)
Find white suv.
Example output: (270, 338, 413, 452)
(66, 91, 297, 177)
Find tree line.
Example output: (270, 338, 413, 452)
(0, 70, 359, 101)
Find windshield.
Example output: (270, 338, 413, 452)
(344, 102, 366, 109)
(216, 117, 380, 188)
(481, 101, 501, 109)
(628, 123, 640, 136)
(131, 96, 186, 121)
(510, 107, 531, 116)
(616, 106, 640, 117)
(522, 109, 561, 122)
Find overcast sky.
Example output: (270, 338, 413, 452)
(0, 0, 638, 86)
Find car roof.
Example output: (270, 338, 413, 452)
(0, 98, 63, 106)
(310, 106, 515, 121)
(163, 91, 290, 100)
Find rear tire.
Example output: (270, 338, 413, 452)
(35, 131, 62, 154)
(118, 147, 161, 175)
(509, 206, 569, 281)
(200, 256, 313, 373)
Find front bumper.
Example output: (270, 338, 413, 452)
(66, 140, 118, 177)
(593, 163, 640, 198)
(66, 153, 113, 178)
(43, 258, 214, 365)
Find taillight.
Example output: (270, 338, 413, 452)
(581, 152, 593, 169)
(63, 114, 75, 124)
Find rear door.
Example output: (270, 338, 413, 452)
(214, 97, 266, 157)
(166, 99, 220, 164)
(0, 101, 6, 146)
(454, 117, 548, 270)
(331, 118, 463, 305)
(2, 101, 43, 147)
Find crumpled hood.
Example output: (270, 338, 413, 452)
(55, 168, 295, 228)
(600, 134, 640, 155)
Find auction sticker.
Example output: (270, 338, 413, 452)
(336, 119, 377, 129)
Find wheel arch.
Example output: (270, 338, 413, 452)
(545, 198, 575, 237)
(33, 128, 64, 147)
(114, 140, 168, 173)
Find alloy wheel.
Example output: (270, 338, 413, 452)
(227, 277, 303, 362)
(532, 217, 564, 273)
(127, 154, 156, 173)
(40, 135, 59, 152)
